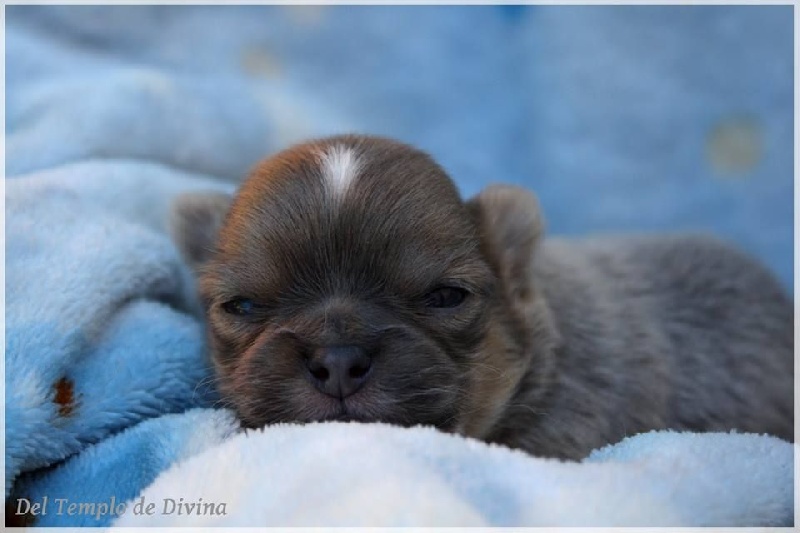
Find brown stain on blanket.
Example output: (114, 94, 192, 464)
(53, 377, 75, 417)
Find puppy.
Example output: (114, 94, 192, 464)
(171, 134, 793, 460)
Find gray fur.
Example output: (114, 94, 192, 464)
(488, 233, 794, 459)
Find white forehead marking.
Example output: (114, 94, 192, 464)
(319, 144, 362, 200)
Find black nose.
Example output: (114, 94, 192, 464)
(306, 345, 372, 399)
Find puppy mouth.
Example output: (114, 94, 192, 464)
(236, 392, 459, 432)
(319, 412, 367, 423)
(316, 400, 376, 424)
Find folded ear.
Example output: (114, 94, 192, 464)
(466, 184, 544, 301)
(169, 191, 233, 269)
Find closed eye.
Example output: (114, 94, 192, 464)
(221, 298, 263, 316)
(423, 286, 469, 309)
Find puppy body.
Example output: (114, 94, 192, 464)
(490, 235, 793, 458)
(173, 134, 793, 460)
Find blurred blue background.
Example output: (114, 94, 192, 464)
(6, 5, 794, 290)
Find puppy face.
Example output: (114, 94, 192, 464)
(172, 135, 552, 438)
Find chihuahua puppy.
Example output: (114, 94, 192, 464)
(171, 134, 793, 460)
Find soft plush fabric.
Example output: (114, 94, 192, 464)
(9, 409, 240, 527)
(11, 411, 794, 527)
(112, 420, 795, 527)
(4, 5, 794, 528)
(4, 162, 233, 497)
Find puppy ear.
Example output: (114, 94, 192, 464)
(169, 191, 232, 269)
(467, 184, 544, 300)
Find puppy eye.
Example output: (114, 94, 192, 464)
(424, 287, 468, 309)
(221, 298, 256, 316)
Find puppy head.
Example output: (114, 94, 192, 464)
(172, 135, 555, 438)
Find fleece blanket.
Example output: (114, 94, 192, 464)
(4, 4, 794, 528)
(12, 412, 794, 527)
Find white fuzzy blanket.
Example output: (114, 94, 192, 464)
(112, 411, 793, 527)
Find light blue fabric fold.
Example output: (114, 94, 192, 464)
(5, 161, 234, 497)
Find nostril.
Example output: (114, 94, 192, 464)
(306, 356, 330, 382)
(348, 360, 371, 379)
(310, 366, 329, 382)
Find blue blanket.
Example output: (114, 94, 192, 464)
(5, 5, 794, 527)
